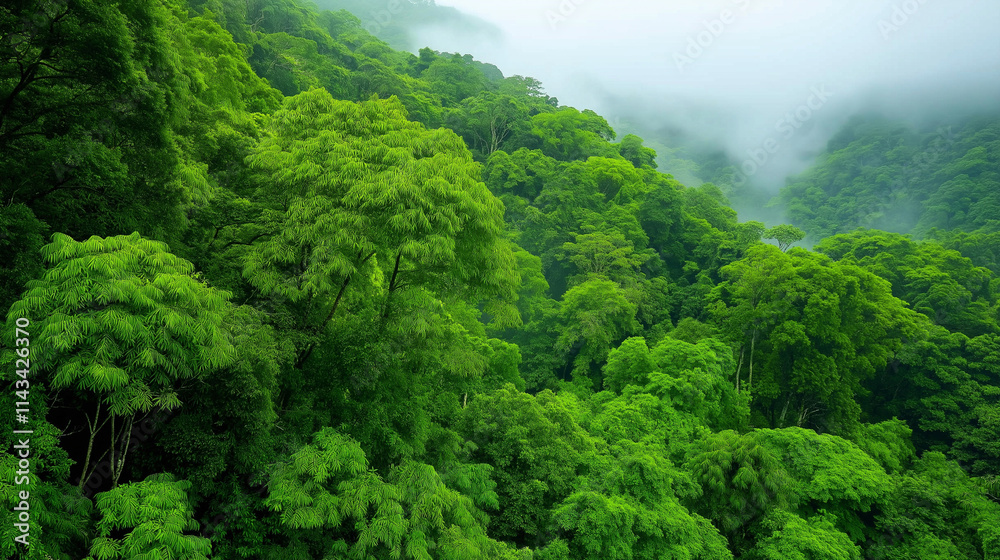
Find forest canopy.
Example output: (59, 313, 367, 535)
(1, 0, 998, 559)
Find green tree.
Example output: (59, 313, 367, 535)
(244, 88, 520, 366)
(0, 398, 92, 559)
(0, 203, 46, 312)
(1, 0, 189, 242)
(686, 428, 890, 552)
(422, 52, 492, 106)
(528, 107, 617, 162)
(458, 386, 598, 548)
(764, 224, 805, 252)
(447, 91, 530, 158)
(616, 134, 658, 169)
(865, 321, 1000, 476)
(816, 230, 997, 337)
(7, 233, 237, 492)
(777, 116, 1000, 239)
(85, 474, 211, 560)
(556, 277, 639, 387)
(867, 452, 1000, 560)
(746, 511, 861, 560)
(603, 337, 657, 394)
(557, 230, 650, 287)
(711, 245, 918, 433)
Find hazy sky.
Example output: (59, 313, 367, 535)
(416, 0, 1000, 188)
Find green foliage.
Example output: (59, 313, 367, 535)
(617, 134, 658, 169)
(86, 474, 211, 560)
(686, 427, 891, 552)
(711, 244, 918, 433)
(245, 87, 520, 331)
(556, 277, 639, 386)
(853, 419, 916, 474)
(0, 409, 92, 560)
(746, 511, 860, 560)
(265, 427, 526, 558)
(447, 92, 531, 159)
(529, 108, 618, 161)
(3, 1, 999, 558)
(0, 204, 46, 311)
(866, 321, 1000, 476)
(778, 116, 1000, 239)
(551, 484, 732, 560)
(1, 0, 188, 242)
(647, 337, 749, 432)
(603, 337, 657, 394)
(867, 452, 1000, 560)
(459, 386, 598, 548)
(686, 429, 792, 534)
(423, 52, 494, 106)
(928, 227, 1000, 276)
(10, 233, 236, 413)
(557, 229, 650, 287)
(816, 229, 998, 337)
(764, 224, 805, 252)
(150, 304, 290, 496)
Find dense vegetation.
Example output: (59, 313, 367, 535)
(1, 0, 998, 558)
(778, 116, 1000, 240)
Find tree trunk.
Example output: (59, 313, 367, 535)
(112, 415, 135, 488)
(779, 395, 791, 426)
(295, 250, 376, 369)
(378, 251, 404, 336)
(735, 346, 744, 394)
(77, 401, 103, 492)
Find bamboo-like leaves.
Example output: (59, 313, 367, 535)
(244, 88, 519, 326)
(85, 474, 210, 560)
(6, 232, 237, 416)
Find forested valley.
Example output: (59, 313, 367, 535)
(1, 1, 999, 559)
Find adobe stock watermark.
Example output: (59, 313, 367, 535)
(364, 0, 429, 37)
(545, 0, 591, 30)
(732, 85, 835, 187)
(878, 0, 930, 40)
(673, 0, 751, 72)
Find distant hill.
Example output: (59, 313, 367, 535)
(777, 114, 1000, 240)
(312, 0, 502, 52)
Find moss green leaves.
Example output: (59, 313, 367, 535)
(711, 244, 918, 433)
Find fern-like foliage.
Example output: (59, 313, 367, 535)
(7, 232, 238, 416)
(244, 88, 520, 328)
(265, 428, 531, 559)
(85, 473, 211, 560)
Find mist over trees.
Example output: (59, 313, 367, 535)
(1, 0, 999, 559)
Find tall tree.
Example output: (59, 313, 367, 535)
(711, 245, 919, 433)
(7, 232, 237, 492)
(85, 474, 211, 560)
(1, 0, 186, 241)
(244, 88, 520, 367)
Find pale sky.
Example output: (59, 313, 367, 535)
(416, 0, 1000, 188)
